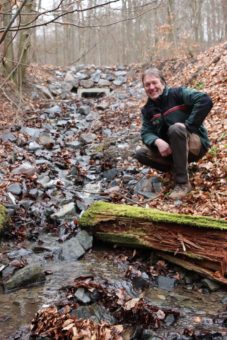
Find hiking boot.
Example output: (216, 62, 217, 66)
(169, 182, 192, 200)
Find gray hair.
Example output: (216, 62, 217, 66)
(141, 67, 166, 85)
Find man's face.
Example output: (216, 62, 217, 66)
(143, 75, 165, 101)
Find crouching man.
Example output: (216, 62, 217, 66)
(135, 67, 213, 199)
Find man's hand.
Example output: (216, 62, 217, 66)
(155, 138, 172, 157)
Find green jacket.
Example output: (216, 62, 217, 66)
(141, 87, 213, 150)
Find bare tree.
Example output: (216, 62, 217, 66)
(0, 0, 226, 78)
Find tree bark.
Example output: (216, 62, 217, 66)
(80, 201, 227, 285)
(16, 0, 34, 87)
(0, 0, 14, 78)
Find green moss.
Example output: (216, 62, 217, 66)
(96, 232, 143, 247)
(80, 201, 227, 230)
(0, 204, 8, 234)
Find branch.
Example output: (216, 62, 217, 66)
(0, 0, 121, 33)
(0, 0, 28, 45)
(54, 1, 163, 30)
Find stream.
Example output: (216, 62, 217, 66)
(0, 242, 227, 339)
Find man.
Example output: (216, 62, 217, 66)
(135, 67, 213, 199)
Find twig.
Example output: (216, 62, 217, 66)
(0, 0, 27, 45)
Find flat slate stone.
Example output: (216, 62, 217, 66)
(4, 264, 45, 291)
(60, 237, 85, 261)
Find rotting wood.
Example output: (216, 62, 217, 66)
(79, 201, 227, 285)
(0, 204, 8, 234)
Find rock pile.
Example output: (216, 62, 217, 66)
(34, 64, 142, 100)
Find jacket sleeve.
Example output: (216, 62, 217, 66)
(181, 87, 213, 133)
(141, 115, 159, 147)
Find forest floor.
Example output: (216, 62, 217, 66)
(0, 41, 226, 339)
(0, 41, 226, 219)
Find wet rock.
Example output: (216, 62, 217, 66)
(76, 119, 90, 130)
(41, 179, 58, 189)
(56, 119, 68, 127)
(28, 141, 42, 151)
(122, 173, 134, 183)
(134, 176, 158, 199)
(151, 176, 162, 193)
(55, 70, 65, 78)
(80, 133, 97, 144)
(7, 183, 22, 195)
(78, 105, 90, 115)
(104, 186, 120, 194)
(28, 188, 39, 199)
(86, 111, 99, 122)
(222, 296, 227, 304)
(7, 248, 33, 260)
(142, 329, 159, 339)
(4, 264, 45, 291)
(117, 142, 129, 153)
(80, 79, 94, 88)
(20, 199, 34, 209)
(64, 71, 75, 83)
(115, 70, 127, 77)
(74, 192, 93, 211)
(106, 73, 115, 81)
(201, 278, 220, 292)
(65, 140, 81, 149)
(37, 174, 51, 187)
(98, 79, 111, 87)
(74, 288, 91, 304)
(76, 230, 93, 250)
(35, 158, 51, 166)
(60, 237, 85, 260)
(91, 70, 101, 83)
(51, 202, 76, 220)
(63, 72, 79, 91)
(74, 303, 116, 324)
(102, 128, 112, 137)
(76, 72, 88, 80)
(132, 272, 150, 290)
(12, 162, 37, 176)
(103, 168, 118, 181)
(164, 313, 176, 326)
(38, 133, 55, 149)
(113, 76, 126, 86)
(21, 127, 42, 139)
(157, 276, 177, 291)
(44, 105, 61, 116)
(96, 101, 109, 111)
(0, 131, 17, 142)
(2, 265, 16, 280)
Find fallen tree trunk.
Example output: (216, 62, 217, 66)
(79, 201, 227, 285)
(0, 204, 8, 235)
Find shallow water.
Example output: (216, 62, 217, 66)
(0, 247, 227, 339)
(0, 248, 127, 339)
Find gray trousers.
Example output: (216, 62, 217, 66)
(135, 123, 207, 184)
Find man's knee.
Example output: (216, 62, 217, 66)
(168, 123, 187, 137)
(134, 147, 149, 162)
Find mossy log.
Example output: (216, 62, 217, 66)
(79, 201, 227, 285)
(0, 204, 9, 234)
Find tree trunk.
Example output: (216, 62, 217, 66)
(0, 0, 14, 78)
(80, 201, 227, 285)
(16, 0, 34, 87)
